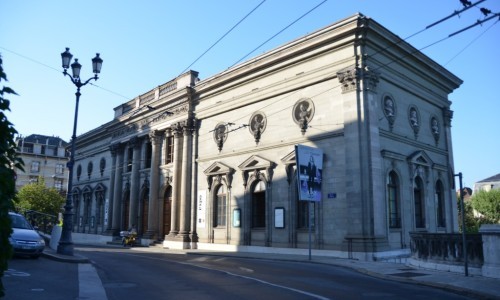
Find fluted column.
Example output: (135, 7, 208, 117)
(129, 137, 141, 228)
(111, 144, 124, 232)
(190, 119, 199, 244)
(105, 144, 117, 234)
(179, 123, 193, 237)
(168, 123, 183, 236)
(146, 130, 162, 239)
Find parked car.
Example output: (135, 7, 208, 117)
(8, 212, 45, 258)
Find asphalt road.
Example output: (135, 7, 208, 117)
(4, 246, 479, 300)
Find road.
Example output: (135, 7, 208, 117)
(4, 245, 478, 300)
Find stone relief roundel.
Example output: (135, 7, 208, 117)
(249, 111, 267, 135)
(292, 98, 315, 125)
(213, 122, 228, 143)
(382, 95, 396, 118)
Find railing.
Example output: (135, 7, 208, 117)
(409, 232, 483, 267)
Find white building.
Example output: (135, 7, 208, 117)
(15, 134, 69, 194)
(71, 14, 462, 260)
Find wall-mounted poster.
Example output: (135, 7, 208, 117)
(197, 190, 206, 228)
(295, 144, 323, 202)
(233, 209, 241, 227)
(274, 207, 285, 228)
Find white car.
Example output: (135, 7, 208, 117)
(8, 212, 45, 258)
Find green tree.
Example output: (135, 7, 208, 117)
(16, 177, 65, 218)
(470, 189, 500, 224)
(0, 54, 23, 298)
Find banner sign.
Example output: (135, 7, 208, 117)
(295, 144, 323, 202)
(197, 190, 206, 228)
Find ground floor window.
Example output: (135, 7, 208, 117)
(214, 185, 227, 227)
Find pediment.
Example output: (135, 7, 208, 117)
(281, 150, 296, 165)
(204, 161, 234, 176)
(94, 183, 106, 192)
(238, 155, 275, 171)
(407, 150, 433, 166)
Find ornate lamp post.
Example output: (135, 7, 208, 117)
(57, 48, 103, 255)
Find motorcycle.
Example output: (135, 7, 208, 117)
(120, 230, 137, 246)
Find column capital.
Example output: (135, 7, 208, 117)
(337, 65, 379, 94)
(128, 136, 141, 148)
(149, 129, 163, 145)
(109, 143, 120, 156)
(443, 108, 453, 127)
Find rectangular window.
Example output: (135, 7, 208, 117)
(216, 195, 226, 227)
(145, 142, 152, 168)
(127, 147, 133, 172)
(54, 179, 63, 191)
(31, 161, 40, 173)
(166, 136, 174, 164)
(298, 201, 315, 229)
(56, 164, 64, 174)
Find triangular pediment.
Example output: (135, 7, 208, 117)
(204, 161, 234, 176)
(281, 150, 296, 165)
(238, 155, 275, 171)
(407, 150, 433, 166)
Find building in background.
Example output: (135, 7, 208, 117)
(15, 134, 69, 194)
(70, 13, 463, 260)
(474, 173, 500, 192)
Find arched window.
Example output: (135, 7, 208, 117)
(436, 180, 445, 228)
(414, 176, 425, 228)
(214, 185, 227, 227)
(252, 180, 266, 228)
(388, 171, 401, 228)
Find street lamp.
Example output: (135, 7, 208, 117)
(57, 47, 103, 256)
(455, 172, 468, 276)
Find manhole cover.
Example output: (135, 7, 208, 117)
(389, 272, 428, 278)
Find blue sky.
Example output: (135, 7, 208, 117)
(1, 0, 499, 188)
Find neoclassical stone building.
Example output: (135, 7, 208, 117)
(71, 14, 462, 260)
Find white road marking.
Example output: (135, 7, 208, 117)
(123, 252, 331, 300)
(79, 263, 108, 300)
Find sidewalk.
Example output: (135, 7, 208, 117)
(43, 245, 500, 300)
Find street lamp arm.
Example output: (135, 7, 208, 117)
(63, 70, 99, 88)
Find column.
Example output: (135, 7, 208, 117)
(179, 122, 193, 238)
(168, 123, 183, 236)
(129, 137, 141, 228)
(105, 144, 117, 234)
(111, 144, 124, 233)
(145, 130, 162, 239)
(190, 119, 199, 244)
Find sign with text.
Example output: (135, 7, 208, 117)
(197, 190, 206, 228)
(295, 144, 323, 202)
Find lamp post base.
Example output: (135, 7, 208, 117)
(57, 241, 74, 256)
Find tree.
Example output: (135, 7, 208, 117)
(470, 189, 500, 224)
(0, 54, 23, 297)
(16, 177, 65, 218)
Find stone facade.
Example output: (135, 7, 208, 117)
(69, 14, 463, 260)
(15, 134, 69, 194)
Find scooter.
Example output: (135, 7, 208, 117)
(120, 230, 137, 246)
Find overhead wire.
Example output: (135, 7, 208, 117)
(0, 46, 131, 100)
(178, 0, 267, 76)
(230, 0, 328, 68)
(197, 1, 500, 144)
